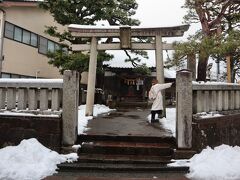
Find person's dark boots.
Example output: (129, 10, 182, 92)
(151, 119, 159, 123)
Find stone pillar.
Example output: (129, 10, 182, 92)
(155, 35, 164, 84)
(187, 54, 196, 81)
(86, 37, 98, 116)
(62, 70, 79, 146)
(176, 70, 192, 149)
(155, 35, 166, 116)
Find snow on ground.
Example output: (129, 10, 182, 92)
(0, 110, 60, 117)
(0, 138, 78, 180)
(169, 144, 240, 180)
(196, 112, 224, 119)
(78, 104, 115, 134)
(164, 108, 176, 137)
(147, 108, 176, 137)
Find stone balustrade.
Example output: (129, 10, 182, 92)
(192, 83, 240, 114)
(176, 70, 240, 149)
(0, 70, 80, 146)
(0, 79, 63, 111)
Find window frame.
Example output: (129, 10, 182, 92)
(30, 32, 38, 47)
(4, 21, 60, 56)
(4, 22, 14, 39)
(38, 36, 48, 55)
(13, 26, 23, 42)
(22, 29, 31, 45)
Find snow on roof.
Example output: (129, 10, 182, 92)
(164, 69, 176, 79)
(105, 64, 176, 79)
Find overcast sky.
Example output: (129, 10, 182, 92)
(106, 0, 200, 67)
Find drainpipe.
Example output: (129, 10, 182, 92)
(0, 8, 5, 78)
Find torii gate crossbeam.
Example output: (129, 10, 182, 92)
(69, 25, 189, 116)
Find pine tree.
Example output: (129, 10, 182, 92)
(39, 0, 140, 74)
(171, 0, 240, 81)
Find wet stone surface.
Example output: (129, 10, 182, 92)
(84, 107, 173, 137)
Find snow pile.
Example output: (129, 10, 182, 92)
(187, 145, 240, 180)
(169, 145, 240, 180)
(147, 108, 176, 137)
(78, 104, 115, 134)
(0, 138, 78, 180)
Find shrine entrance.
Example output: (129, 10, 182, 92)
(68, 25, 189, 116)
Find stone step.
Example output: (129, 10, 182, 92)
(78, 153, 173, 164)
(47, 175, 189, 180)
(46, 176, 190, 180)
(174, 149, 197, 159)
(57, 162, 189, 172)
(77, 134, 176, 146)
(79, 141, 174, 156)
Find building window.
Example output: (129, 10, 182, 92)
(31, 33, 38, 47)
(4, 22, 14, 39)
(4, 21, 60, 55)
(14, 26, 22, 42)
(39, 36, 60, 55)
(48, 40, 55, 53)
(39, 36, 48, 55)
(1, 73, 11, 78)
(22, 30, 31, 44)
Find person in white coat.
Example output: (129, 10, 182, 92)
(148, 79, 172, 123)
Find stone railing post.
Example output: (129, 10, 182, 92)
(176, 70, 192, 149)
(62, 70, 79, 146)
(187, 54, 196, 81)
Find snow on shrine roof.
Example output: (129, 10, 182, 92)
(105, 65, 176, 79)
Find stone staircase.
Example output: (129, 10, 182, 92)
(57, 135, 194, 175)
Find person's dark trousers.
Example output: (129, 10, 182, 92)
(151, 110, 163, 123)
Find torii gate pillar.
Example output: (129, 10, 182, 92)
(155, 35, 164, 84)
(85, 37, 98, 116)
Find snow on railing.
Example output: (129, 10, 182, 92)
(0, 79, 63, 112)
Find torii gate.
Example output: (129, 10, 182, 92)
(68, 25, 189, 116)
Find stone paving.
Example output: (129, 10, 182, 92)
(84, 107, 173, 137)
(45, 107, 186, 180)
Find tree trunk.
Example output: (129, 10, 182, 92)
(197, 52, 208, 81)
